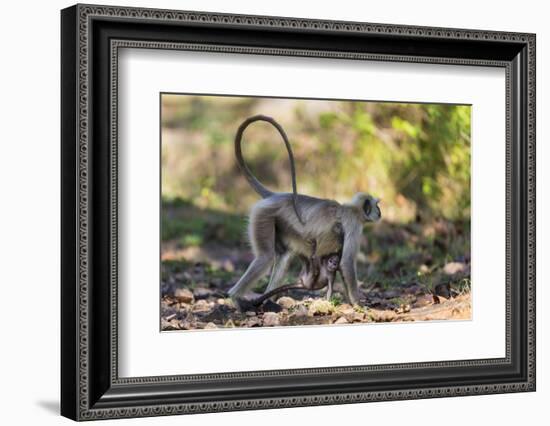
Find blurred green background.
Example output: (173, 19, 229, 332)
(162, 95, 470, 238)
(160, 94, 471, 319)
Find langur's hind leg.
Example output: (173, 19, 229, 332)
(265, 251, 293, 297)
(227, 256, 274, 307)
(228, 207, 276, 310)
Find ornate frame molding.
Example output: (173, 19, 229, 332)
(61, 4, 536, 421)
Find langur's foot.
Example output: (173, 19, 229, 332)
(231, 296, 255, 313)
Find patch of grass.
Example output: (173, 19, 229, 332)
(354, 304, 366, 313)
(252, 277, 270, 293)
(162, 196, 193, 208)
(209, 215, 246, 243)
(454, 277, 472, 295)
(162, 216, 207, 241)
(161, 199, 247, 247)
(206, 264, 237, 281)
(329, 294, 343, 307)
(180, 233, 203, 247)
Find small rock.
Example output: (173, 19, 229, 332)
(245, 317, 262, 327)
(352, 312, 365, 322)
(338, 306, 356, 316)
(443, 262, 468, 276)
(277, 296, 296, 309)
(175, 288, 194, 304)
(371, 310, 397, 322)
(334, 316, 349, 325)
(192, 299, 211, 312)
(308, 299, 335, 316)
(194, 288, 212, 300)
(245, 311, 257, 317)
(291, 304, 308, 318)
(395, 304, 411, 314)
(263, 312, 280, 327)
(222, 260, 235, 272)
(217, 298, 226, 305)
(413, 294, 433, 308)
(204, 322, 217, 329)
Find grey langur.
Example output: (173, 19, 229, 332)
(228, 115, 381, 311)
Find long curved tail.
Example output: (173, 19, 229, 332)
(250, 284, 304, 309)
(235, 115, 304, 224)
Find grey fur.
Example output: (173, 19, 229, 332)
(228, 192, 381, 309)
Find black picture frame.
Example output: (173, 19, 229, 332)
(61, 3, 536, 421)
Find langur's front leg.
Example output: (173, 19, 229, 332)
(340, 260, 360, 305)
(339, 229, 362, 306)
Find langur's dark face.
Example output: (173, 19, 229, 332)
(326, 254, 340, 272)
(363, 196, 381, 222)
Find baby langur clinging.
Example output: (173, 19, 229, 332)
(237, 251, 341, 312)
(299, 251, 341, 300)
(227, 115, 381, 311)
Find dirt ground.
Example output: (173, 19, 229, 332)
(160, 204, 471, 331)
(160, 248, 470, 331)
(161, 287, 471, 331)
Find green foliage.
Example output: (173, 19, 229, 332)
(161, 215, 207, 242)
(161, 95, 471, 233)
(161, 197, 247, 247)
(316, 102, 471, 221)
(393, 104, 471, 219)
